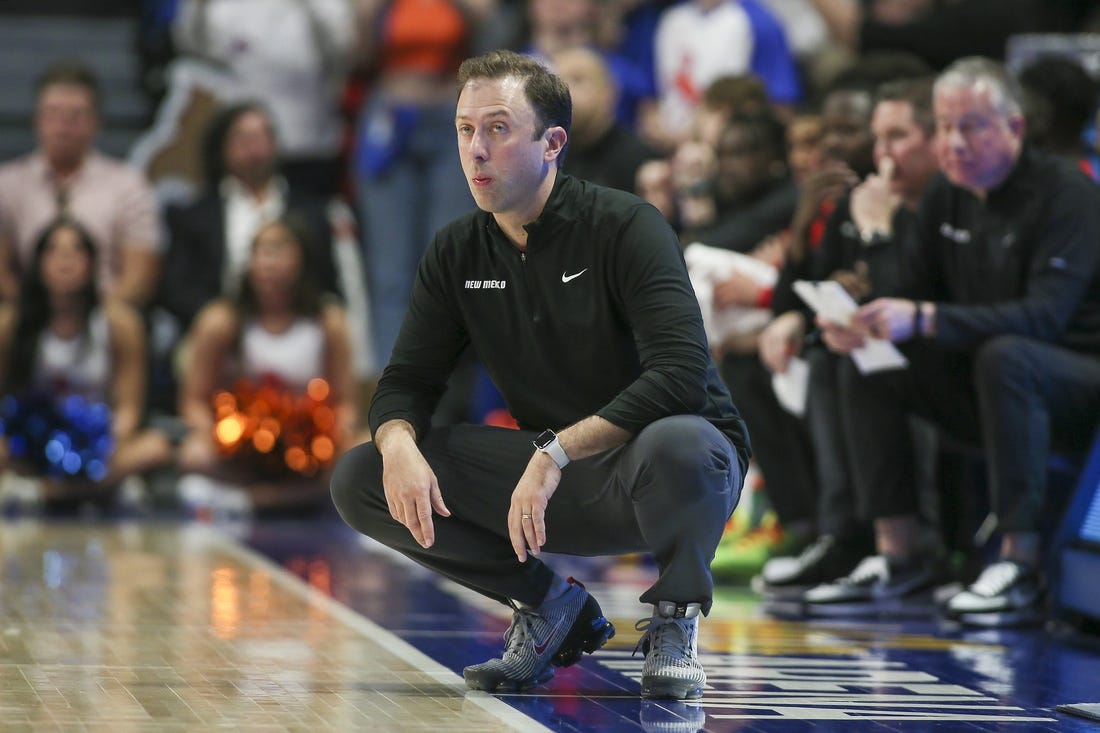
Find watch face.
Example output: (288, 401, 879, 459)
(534, 429, 556, 449)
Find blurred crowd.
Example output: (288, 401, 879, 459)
(1, 0, 1100, 626)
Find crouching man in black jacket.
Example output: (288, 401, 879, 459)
(330, 50, 750, 699)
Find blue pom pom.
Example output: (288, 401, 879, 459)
(2, 391, 114, 480)
(85, 459, 107, 482)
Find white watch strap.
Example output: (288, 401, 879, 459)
(539, 437, 570, 469)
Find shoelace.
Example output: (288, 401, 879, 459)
(503, 609, 539, 656)
(632, 616, 692, 659)
(842, 555, 888, 586)
(970, 561, 1024, 597)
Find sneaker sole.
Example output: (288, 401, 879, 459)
(463, 664, 555, 693)
(752, 574, 813, 602)
(950, 598, 1042, 625)
(641, 675, 704, 700)
(951, 606, 1045, 628)
(944, 589, 1044, 618)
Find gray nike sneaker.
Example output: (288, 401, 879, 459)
(463, 578, 615, 692)
(635, 601, 705, 700)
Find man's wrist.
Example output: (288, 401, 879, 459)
(533, 429, 570, 469)
(374, 419, 417, 455)
(911, 301, 934, 339)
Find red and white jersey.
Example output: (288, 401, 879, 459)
(655, 0, 754, 138)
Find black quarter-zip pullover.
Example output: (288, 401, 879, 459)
(905, 148, 1100, 353)
(369, 173, 750, 468)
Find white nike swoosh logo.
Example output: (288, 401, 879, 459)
(561, 269, 588, 283)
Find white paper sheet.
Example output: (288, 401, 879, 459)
(793, 280, 908, 374)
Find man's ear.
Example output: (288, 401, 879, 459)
(544, 126, 567, 163)
(1007, 113, 1026, 142)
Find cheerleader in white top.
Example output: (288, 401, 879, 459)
(0, 219, 173, 503)
(178, 216, 357, 511)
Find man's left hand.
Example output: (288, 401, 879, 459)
(509, 451, 562, 562)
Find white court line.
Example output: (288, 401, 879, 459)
(202, 525, 555, 733)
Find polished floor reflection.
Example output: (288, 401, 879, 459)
(0, 521, 546, 732)
(3, 516, 1099, 732)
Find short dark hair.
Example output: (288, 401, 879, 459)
(721, 111, 788, 164)
(35, 61, 101, 113)
(1018, 54, 1099, 153)
(876, 77, 935, 137)
(457, 50, 572, 162)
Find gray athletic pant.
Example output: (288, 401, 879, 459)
(330, 415, 743, 615)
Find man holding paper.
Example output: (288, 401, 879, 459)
(809, 57, 1100, 626)
(755, 77, 940, 596)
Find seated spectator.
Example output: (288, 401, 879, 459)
(772, 84, 875, 321)
(808, 58, 1100, 626)
(554, 46, 659, 193)
(692, 74, 771, 151)
(685, 110, 797, 256)
(159, 102, 341, 335)
(1017, 54, 1100, 180)
(0, 219, 173, 510)
(177, 217, 357, 515)
(661, 75, 775, 238)
(172, 0, 355, 196)
(0, 62, 161, 308)
(756, 77, 940, 596)
(710, 81, 876, 579)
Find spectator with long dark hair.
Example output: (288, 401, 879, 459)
(177, 216, 357, 515)
(0, 218, 173, 508)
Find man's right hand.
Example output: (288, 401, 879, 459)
(850, 157, 899, 240)
(790, 165, 859, 243)
(759, 311, 806, 374)
(375, 421, 450, 548)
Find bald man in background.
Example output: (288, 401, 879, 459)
(553, 47, 659, 194)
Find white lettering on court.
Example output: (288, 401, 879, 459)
(596, 653, 1055, 722)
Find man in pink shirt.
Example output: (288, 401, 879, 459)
(0, 62, 160, 307)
